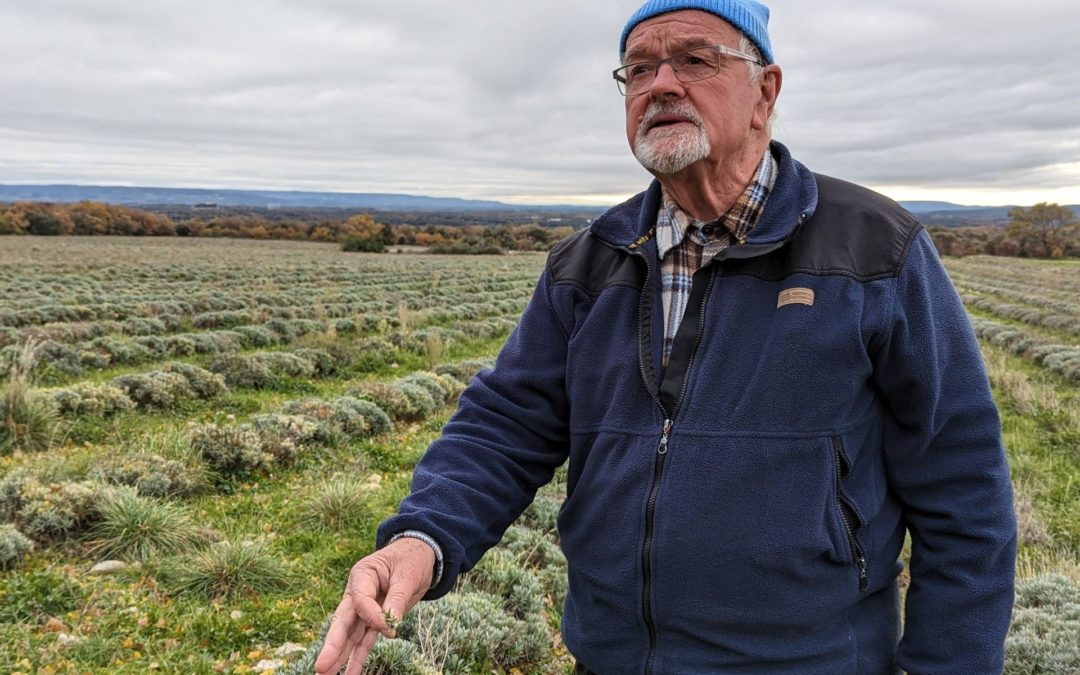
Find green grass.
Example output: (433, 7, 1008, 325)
(86, 491, 204, 562)
(981, 342, 1080, 577)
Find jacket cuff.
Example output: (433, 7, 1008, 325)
(387, 530, 444, 589)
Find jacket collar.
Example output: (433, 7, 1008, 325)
(589, 140, 819, 253)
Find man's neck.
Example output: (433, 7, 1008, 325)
(656, 137, 771, 222)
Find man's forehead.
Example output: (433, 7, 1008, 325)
(623, 10, 739, 58)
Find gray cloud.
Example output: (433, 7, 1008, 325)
(1, 0, 1078, 204)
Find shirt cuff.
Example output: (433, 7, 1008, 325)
(388, 530, 443, 589)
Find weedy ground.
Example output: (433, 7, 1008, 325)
(0, 240, 1077, 673)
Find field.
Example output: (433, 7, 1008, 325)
(1, 236, 1079, 673)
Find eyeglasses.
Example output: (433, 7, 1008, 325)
(613, 44, 765, 97)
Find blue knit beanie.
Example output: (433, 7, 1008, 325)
(620, 0, 774, 65)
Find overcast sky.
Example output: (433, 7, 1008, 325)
(1, 0, 1078, 206)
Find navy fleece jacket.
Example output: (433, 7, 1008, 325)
(378, 141, 1017, 674)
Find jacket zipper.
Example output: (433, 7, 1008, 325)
(642, 417, 672, 675)
(833, 437, 868, 593)
(616, 242, 671, 674)
(595, 234, 734, 672)
(641, 264, 716, 675)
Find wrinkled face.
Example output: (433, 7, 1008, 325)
(623, 10, 766, 175)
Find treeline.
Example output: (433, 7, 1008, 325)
(6, 199, 1074, 259)
(928, 203, 1079, 259)
(0, 201, 576, 252)
(147, 204, 597, 229)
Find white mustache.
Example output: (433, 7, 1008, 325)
(639, 102, 705, 134)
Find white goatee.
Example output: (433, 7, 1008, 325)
(633, 101, 711, 174)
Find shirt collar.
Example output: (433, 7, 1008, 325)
(656, 148, 778, 260)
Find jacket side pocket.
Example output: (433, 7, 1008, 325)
(833, 436, 868, 593)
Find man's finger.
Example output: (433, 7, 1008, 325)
(349, 566, 392, 633)
(343, 627, 380, 675)
(313, 599, 358, 674)
(327, 612, 370, 675)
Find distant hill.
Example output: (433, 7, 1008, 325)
(2, 184, 1076, 227)
(899, 202, 1080, 228)
(898, 201, 974, 213)
(0, 184, 596, 212)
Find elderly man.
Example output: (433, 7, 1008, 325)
(316, 0, 1017, 673)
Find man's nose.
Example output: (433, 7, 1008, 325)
(648, 62, 685, 99)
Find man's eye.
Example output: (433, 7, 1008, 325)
(630, 64, 655, 76)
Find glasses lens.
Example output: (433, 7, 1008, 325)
(673, 47, 720, 83)
(619, 63, 657, 96)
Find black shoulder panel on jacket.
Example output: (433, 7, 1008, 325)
(725, 173, 922, 282)
(547, 229, 644, 296)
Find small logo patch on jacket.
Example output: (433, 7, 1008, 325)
(777, 287, 815, 308)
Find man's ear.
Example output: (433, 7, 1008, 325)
(752, 64, 782, 131)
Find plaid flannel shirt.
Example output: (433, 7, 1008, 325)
(656, 150, 778, 366)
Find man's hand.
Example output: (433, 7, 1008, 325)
(314, 537, 435, 675)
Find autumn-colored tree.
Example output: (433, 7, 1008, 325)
(1006, 202, 1080, 258)
(0, 205, 28, 234)
(16, 202, 75, 235)
(339, 213, 391, 252)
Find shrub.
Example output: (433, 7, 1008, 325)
(292, 347, 340, 376)
(401, 590, 551, 669)
(189, 423, 274, 477)
(350, 381, 436, 422)
(162, 540, 292, 600)
(0, 523, 33, 569)
(91, 453, 208, 498)
(234, 325, 281, 348)
(332, 318, 357, 334)
(250, 413, 326, 447)
(354, 336, 398, 372)
(263, 319, 297, 341)
(282, 397, 392, 441)
(288, 319, 325, 337)
(192, 310, 252, 329)
(87, 336, 156, 365)
(50, 382, 135, 417)
(87, 490, 203, 561)
(521, 494, 560, 534)
(78, 349, 110, 369)
(189, 331, 243, 354)
(402, 371, 463, 402)
(366, 639, 429, 675)
(162, 335, 198, 356)
(132, 335, 168, 357)
(1005, 575, 1080, 673)
(112, 370, 195, 408)
(35, 340, 82, 376)
(257, 431, 300, 466)
(209, 353, 277, 389)
(161, 362, 228, 399)
(434, 359, 493, 383)
(254, 352, 317, 378)
(0, 473, 105, 543)
(124, 317, 167, 335)
(464, 548, 545, 619)
(331, 397, 393, 437)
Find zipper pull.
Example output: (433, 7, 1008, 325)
(658, 419, 673, 455)
(857, 556, 868, 593)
